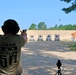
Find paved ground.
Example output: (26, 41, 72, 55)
(21, 41, 76, 75)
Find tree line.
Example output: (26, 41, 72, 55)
(28, 22, 76, 30)
(28, 0, 76, 30)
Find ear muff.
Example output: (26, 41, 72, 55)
(14, 26, 20, 34)
(1, 19, 20, 34)
(1, 25, 20, 34)
(1, 25, 5, 33)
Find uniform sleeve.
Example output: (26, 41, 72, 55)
(20, 35, 26, 47)
(0, 35, 3, 43)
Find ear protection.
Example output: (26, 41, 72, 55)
(1, 25, 5, 33)
(1, 19, 20, 34)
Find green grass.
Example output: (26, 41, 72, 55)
(68, 42, 76, 51)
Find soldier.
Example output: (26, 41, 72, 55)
(0, 19, 27, 75)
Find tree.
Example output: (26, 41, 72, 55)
(58, 24, 64, 29)
(65, 24, 73, 30)
(72, 24, 76, 30)
(28, 23, 37, 30)
(61, 0, 76, 13)
(54, 24, 58, 28)
(37, 22, 47, 30)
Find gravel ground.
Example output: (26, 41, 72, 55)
(21, 41, 76, 75)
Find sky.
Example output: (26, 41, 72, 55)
(0, 0, 76, 30)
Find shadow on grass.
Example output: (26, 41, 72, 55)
(68, 42, 76, 51)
